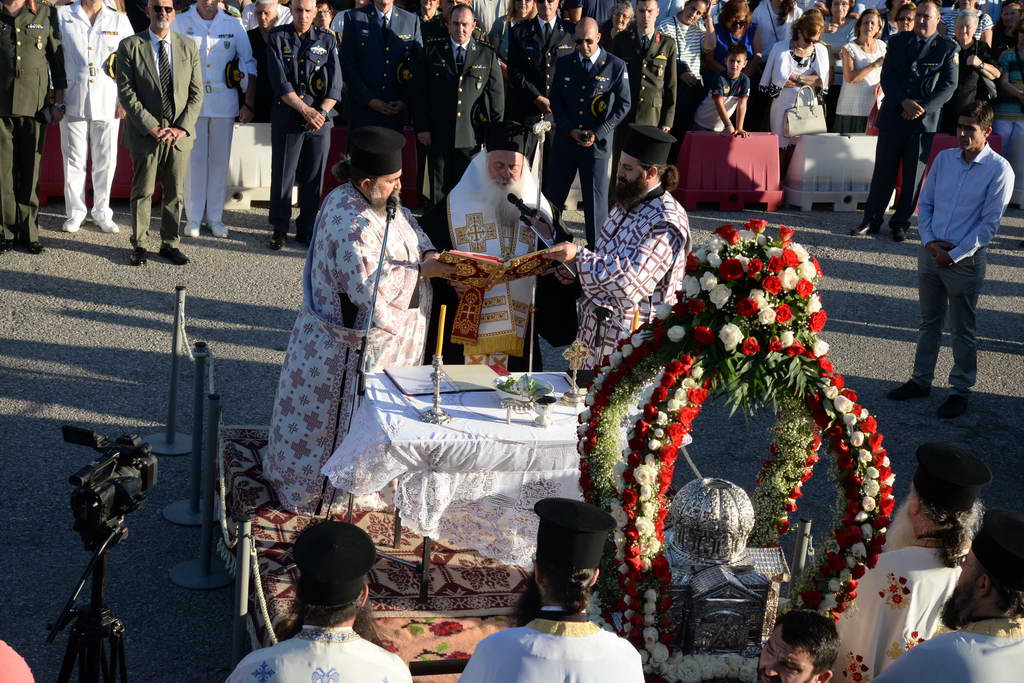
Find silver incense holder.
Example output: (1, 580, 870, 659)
(419, 355, 452, 424)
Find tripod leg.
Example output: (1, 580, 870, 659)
(56, 626, 79, 683)
(113, 627, 128, 682)
(100, 636, 112, 682)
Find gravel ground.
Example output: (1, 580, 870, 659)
(2, 197, 1022, 682)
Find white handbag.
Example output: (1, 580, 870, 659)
(784, 85, 827, 138)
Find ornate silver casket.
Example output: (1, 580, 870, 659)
(665, 478, 789, 656)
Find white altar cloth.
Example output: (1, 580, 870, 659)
(321, 372, 583, 568)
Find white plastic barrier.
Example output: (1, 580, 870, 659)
(783, 133, 879, 212)
(225, 123, 275, 209)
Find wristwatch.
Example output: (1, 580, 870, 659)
(53, 103, 66, 112)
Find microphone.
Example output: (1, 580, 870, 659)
(506, 193, 538, 220)
(385, 194, 399, 221)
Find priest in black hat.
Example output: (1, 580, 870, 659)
(544, 124, 691, 367)
(227, 521, 414, 682)
(264, 126, 456, 515)
(835, 442, 992, 681)
(418, 121, 581, 371)
(460, 497, 644, 682)
(875, 509, 1024, 682)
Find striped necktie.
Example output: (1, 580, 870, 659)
(158, 39, 174, 121)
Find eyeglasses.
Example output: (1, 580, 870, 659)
(732, 19, 748, 26)
(575, 37, 596, 44)
(152, 6, 175, 13)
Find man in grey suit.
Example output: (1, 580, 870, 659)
(116, 0, 203, 266)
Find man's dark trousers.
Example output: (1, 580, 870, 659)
(862, 129, 934, 233)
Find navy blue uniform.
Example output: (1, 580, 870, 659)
(507, 17, 576, 124)
(266, 24, 342, 241)
(861, 31, 958, 236)
(546, 48, 630, 248)
(340, 5, 422, 131)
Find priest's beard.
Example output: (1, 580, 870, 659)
(367, 183, 399, 218)
(885, 499, 917, 552)
(614, 173, 651, 210)
(486, 174, 529, 233)
(940, 581, 977, 631)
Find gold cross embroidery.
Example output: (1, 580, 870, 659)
(455, 213, 497, 253)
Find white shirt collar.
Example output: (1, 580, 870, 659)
(451, 37, 470, 51)
(537, 16, 556, 32)
(580, 47, 601, 65)
(375, 6, 392, 22)
(149, 29, 171, 46)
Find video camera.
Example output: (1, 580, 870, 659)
(63, 426, 158, 550)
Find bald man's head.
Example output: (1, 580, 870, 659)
(575, 18, 600, 58)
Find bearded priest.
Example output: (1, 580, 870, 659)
(419, 121, 580, 371)
(544, 125, 690, 368)
(833, 442, 991, 681)
(264, 127, 455, 514)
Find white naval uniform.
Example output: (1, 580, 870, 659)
(57, 1, 134, 228)
(173, 8, 256, 227)
(226, 626, 412, 683)
(242, 2, 292, 31)
(460, 610, 645, 683)
(874, 617, 1024, 683)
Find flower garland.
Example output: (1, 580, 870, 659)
(577, 221, 897, 677)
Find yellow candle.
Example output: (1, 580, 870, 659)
(632, 309, 640, 332)
(435, 305, 447, 358)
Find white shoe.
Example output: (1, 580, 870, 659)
(184, 221, 201, 238)
(94, 218, 119, 234)
(209, 222, 228, 238)
(63, 218, 82, 233)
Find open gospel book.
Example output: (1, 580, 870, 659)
(437, 249, 555, 290)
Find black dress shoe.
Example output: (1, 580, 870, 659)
(295, 232, 311, 246)
(887, 380, 930, 401)
(0, 237, 12, 253)
(26, 241, 44, 254)
(269, 231, 286, 251)
(892, 228, 908, 242)
(159, 245, 189, 265)
(937, 394, 968, 419)
(129, 247, 147, 266)
(849, 223, 879, 236)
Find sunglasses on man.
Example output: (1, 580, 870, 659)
(575, 37, 596, 44)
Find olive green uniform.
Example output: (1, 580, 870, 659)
(611, 29, 677, 128)
(0, 1, 66, 246)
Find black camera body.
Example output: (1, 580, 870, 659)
(63, 427, 158, 549)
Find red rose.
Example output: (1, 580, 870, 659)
(812, 256, 823, 278)
(666, 423, 686, 445)
(688, 299, 705, 315)
(763, 276, 783, 294)
(782, 248, 800, 268)
(767, 257, 785, 273)
(768, 337, 783, 352)
(741, 337, 760, 355)
(747, 258, 764, 275)
(818, 358, 834, 375)
(719, 258, 745, 281)
(774, 304, 793, 323)
(693, 326, 715, 345)
(859, 417, 877, 434)
(779, 226, 795, 244)
(778, 519, 791, 534)
(714, 224, 739, 244)
(687, 387, 709, 405)
(796, 279, 814, 298)
(827, 551, 845, 572)
(868, 433, 885, 452)
(832, 373, 845, 389)
(652, 386, 669, 403)
(746, 218, 768, 233)
(809, 310, 827, 333)
(800, 590, 824, 608)
(841, 388, 859, 402)
(622, 489, 638, 507)
(784, 500, 798, 512)
(851, 564, 867, 580)
(736, 297, 759, 317)
(685, 252, 700, 273)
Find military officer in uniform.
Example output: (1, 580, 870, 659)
(546, 17, 629, 249)
(414, 3, 503, 204)
(506, 0, 575, 178)
(340, 0, 421, 132)
(422, 0, 485, 43)
(0, 0, 67, 255)
(57, 0, 133, 236)
(611, 0, 675, 131)
(247, 0, 280, 122)
(266, 0, 341, 250)
(174, 0, 256, 239)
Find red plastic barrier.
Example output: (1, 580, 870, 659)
(673, 132, 784, 211)
(39, 122, 154, 206)
(321, 126, 420, 209)
(893, 133, 1003, 206)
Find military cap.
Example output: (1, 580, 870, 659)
(534, 498, 615, 570)
(914, 442, 991, 512)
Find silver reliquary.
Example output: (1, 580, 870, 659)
(665, 478, 789, 656)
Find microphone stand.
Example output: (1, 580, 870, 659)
(355, 196, 399, 399)
(526, 120, 552, 377)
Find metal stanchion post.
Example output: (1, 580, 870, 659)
(169, 394, 232, 589)
(232, 516, 252, 665)
(146, 285, 191, 455)
(164, 341, 209, 526)
(792, 518, 813, 587)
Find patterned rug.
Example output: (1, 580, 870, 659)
(221, 426, 528, 648)
(380, 614, 510, 681)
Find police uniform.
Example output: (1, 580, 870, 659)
(612, 28, 676, 128)
(57, 1, 133, 234)
(546, 47, 629, 248)
(174, 7, 256, 236)
(266, 22, 341, 245)
(340, 3, 421, 132)
(414, 34, 503, 204)
(0, 0, 67, 253)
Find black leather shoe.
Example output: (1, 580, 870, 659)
(269, 231, 286, 251)
(295, 233, 311, 246)
(159, 245, 189, 265)
(129, 247, 147, 266)
(892, 228, 908, 242)
(26, 241, 44, 254)
(887, 380, 930, 401)
(849, 223, 879, 236)
(937, 394, 968, 419)
(0, 237, 12, 253)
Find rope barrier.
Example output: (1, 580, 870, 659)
(250, 543, 279, 645)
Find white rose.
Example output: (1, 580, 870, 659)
(699, 271, 718, 291)
(666, 399, 681, 412)
(858, 449, 872, 464)
(667, 325, 686, 342)
(655, 303, 671, 320)
(644, 627, 659, 644)
(611, 506, 628, 525)
(718, 323, 744, 351)
(610, 352, 622, 367)
(683, 275, 701, 298)
(767, 247, 783, 259)
(863, 480, 880, 496)
(808, 293, 823, 313)
(636, 517, 656, 536)
(756, 232, 767, 245)
(866, 466, 880, 480)
(738, 229, 755, 242)
(758, 308, 777, 325)
(861, 523, 874, 540)
(640, 483, 654, 500)
(791, 243, 810, 263)
(613, 460, 627, 478)
(737, 256, 750, 270)
(622, 344, 633, 357)
(798, 260, 817, 280)
(843, 413, 858, 427)
(634, 465, 657, 486)
(780, 331, 795, 347)
(813, 339, 830, 357)
(850, 431, 865, 447)
(644, 588, 659, 602)
(656, 411, 669, 425)
(855, 511, 869, 522)
(682, 377, 698, 389)
(650, 642, 670, 663)
(691, 365, 704, 380)
(709, 283, 732, 308)
(706, 251, 723, 268)
(825, 385, 840, 400)
(829, 578, 841, 592)
(823, 595, 837, 611)
(781, 267, 799, 291)
(653, 428, 664, 438)
(580, 408, 591, 422)
(851, 542, 867, 558)
(584, 394, 595, 406)
(833, 395, 854, 413)
(648, 438, 662, 451)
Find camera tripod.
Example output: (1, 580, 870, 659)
(48, 521, 130, 683)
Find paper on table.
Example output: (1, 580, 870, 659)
(384, 364, 503, 396)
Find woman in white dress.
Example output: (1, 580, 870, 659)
(835, 8, 886, 132)
(760, 10, 830, 168)
(755, 0, 805, 54)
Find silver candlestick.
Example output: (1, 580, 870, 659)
(419, 355, 451, 424)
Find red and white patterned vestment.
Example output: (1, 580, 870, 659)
(264, 184, 436, 513)
(576, 188, 690, 367)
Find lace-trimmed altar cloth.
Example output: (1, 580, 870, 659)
(322, 372, 582, 568)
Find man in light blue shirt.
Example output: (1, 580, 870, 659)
(887, 101, 1014, 419)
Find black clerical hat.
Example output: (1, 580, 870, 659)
(913, 442, 991, 512)
(349, 126, 405, 177)
(972, 509, 1024, 590)
(621, 124, 677, 166)
(293, 521, 376, 607)
(485, 120, 528, 155)
(534, 498, 615, 569)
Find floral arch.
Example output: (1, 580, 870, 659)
(576, 221, 897, 679)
